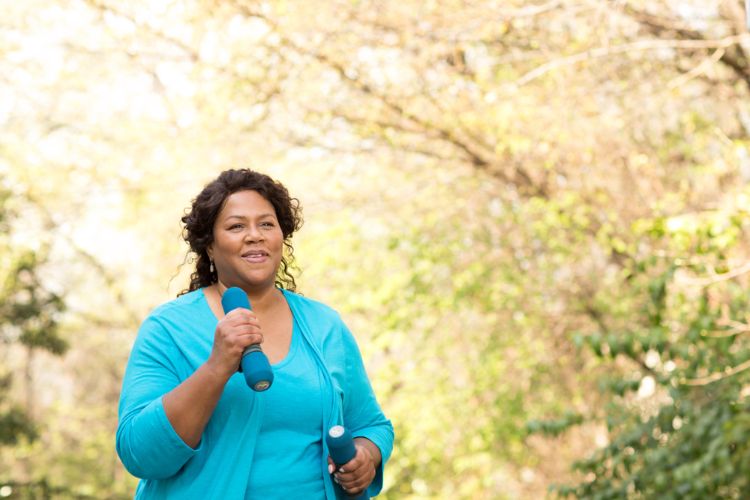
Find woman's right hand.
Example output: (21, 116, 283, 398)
(206, 308, 264, 380)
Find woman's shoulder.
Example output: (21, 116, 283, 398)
(131, 289, 209, 352)
(283, 290, 361, 357)
(282, 289, 344, 325)
(147, 288, 207, 322)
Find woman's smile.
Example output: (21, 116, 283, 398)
(242, 249, 270, 264)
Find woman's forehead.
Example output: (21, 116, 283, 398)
(217, 190, 276, 218)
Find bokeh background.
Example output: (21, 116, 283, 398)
(2, 1, 750, 498)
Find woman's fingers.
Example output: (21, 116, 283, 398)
(220, 311, 260, 337)
(223, 308, 261, 328)
(333, 446, 374, 494)
(211, 309, 264, 371)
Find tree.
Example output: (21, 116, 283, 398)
(0, 181, 68, 490)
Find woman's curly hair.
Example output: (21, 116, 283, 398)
(179, 169, 303, 295)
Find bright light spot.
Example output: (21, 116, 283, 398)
(176, 107, 197, 128)
(0, 486, 12, 497)
(411, 478, 428, 494)
(489, 198, 503, 217)
(199, 31, 230, 65)
(673, 416, 683, 430)
(664, 360, 676, 372)
(155, 62, 197, 97)
(103, 11, 136, 35)
(595, 429, 608, 447)
(638, 376, 655, 398)
(644, 349, 660, 369)
(666, 216, 687, 232)
(0, 88, 12, 125)
(228, 15, 270, 40)
(521, 467, 535, 483)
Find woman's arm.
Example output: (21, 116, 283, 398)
(161, 361, 231, 448)
(354, 437, 382, 468)
(117, 308, 263, 478)
(336, 322, 395, 496)
(117, 316, 198, 480)
(162, 307, 262, 447)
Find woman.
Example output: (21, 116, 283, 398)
(116, 169, 394, 499)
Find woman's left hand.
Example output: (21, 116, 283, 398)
(328, 444, 375, 496)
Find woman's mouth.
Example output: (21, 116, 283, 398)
(241, 250, 269, 263)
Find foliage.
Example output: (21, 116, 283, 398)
(1, 251, 67, 355)
(0, 184, 68, 496)
(546, 202, 750, 499)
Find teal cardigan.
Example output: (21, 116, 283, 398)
(116, 289, 394, 499)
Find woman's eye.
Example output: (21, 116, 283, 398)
(261, 222, 275, 228)
(229, 224, 243, 230)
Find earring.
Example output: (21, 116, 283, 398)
(209, 260, 215, 274)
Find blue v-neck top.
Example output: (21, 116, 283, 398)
(246, 318, 326, 498)
(116, 289, 393, 499)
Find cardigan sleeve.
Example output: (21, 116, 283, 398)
(339, 322, 394, 497)
(116, 315, 202, 479)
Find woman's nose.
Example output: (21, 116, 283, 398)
(244, 224, 264, 241)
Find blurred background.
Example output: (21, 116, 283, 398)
(1, 0, 750, 498)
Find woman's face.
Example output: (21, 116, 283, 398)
(207, 190, 284, 292)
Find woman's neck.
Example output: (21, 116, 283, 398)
(213, 280, 282, 314)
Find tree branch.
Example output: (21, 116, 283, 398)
(682, 357, 750, 386)
(621, 2, 750, 90)
(682, 261, 750, 288)
(515, 34, 750, 87)
(232, 4, 549, 197)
